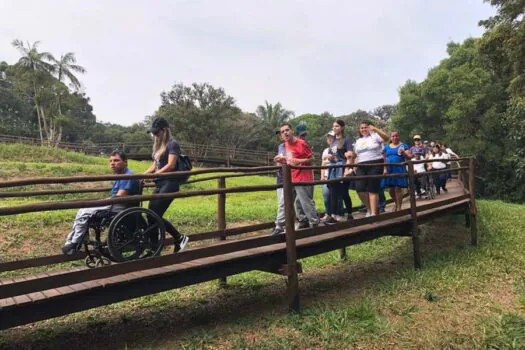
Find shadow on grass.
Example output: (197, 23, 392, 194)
(0, 214, 473, 350)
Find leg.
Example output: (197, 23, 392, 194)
(148, 180, 187, 251)
(322, 184, 332, 217)
(369, 192, 379, 215)
(294, 190, 307, 224)
(388, 187, 397, 211)
(395, 187, 403, 210)
(295, 185, 319, 226)
(378, 187, 386, 212)
(272, 188, 286, 235)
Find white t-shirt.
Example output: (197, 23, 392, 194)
(354, 132, 384, 163)
(429, 153, 447, 169)
(413, 161, 426, 173)
(322, 148, 330, 179)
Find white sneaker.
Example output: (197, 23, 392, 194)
(365, 211, 371, 218)
(334, 215, 346, 222)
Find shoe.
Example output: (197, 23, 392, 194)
(365, 211, 371, 218)
(271, 226, 284, 236)
(320, 214, 330, 223)
(379, 207, 386, 213)
(358, 206, 367, 213)
(62, 242, 79, 255)
(296, 221, 310, 230)
(324, 217, 338, 225)
(347, 214, 354, 221)
(174, 234, 189, 253)
(442, 188, 448, 193)
(334, 215, 346, 222)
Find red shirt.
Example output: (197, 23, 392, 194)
(285, 138, 314, 183)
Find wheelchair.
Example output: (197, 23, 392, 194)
(82, 183, 166, 268)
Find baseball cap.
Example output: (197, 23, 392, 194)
(413, 135, 421, 140)
(327, 130, 335, 137)
(295, 123, 307, 136)
(148, 117, 169, 134)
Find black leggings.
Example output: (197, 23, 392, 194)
(330, 182, 352, 215)
(149, 180, 181, 240)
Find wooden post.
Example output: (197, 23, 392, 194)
(468, 158, 478, 246)
(217, 177, 227, 287)
(282, 164, 300, 312)
(407, 162, 421, 269)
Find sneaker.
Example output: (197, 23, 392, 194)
(365, 211, 371, 218)
(442, 188, 448, 193)
(174, 234, 189, 253)
(324, 216, 338, 225)
(320, 214, 330, 223)
(334, 215, 346, 222)
(296, 221, 310, 230)
(347, 214, 354, 221)
(379, 207, 386, 213)
(358, 206, 367, 213)
(271, 226, 284, 236)
(62, 242, 79, 255)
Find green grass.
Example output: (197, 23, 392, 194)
(1, 144, 524, 349)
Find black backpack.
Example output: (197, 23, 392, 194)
(176, 154, 193, 182)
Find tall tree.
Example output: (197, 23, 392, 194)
(11, 40, 54, 143)
(255, 101, 294, 130)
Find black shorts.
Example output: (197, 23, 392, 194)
(355, 159, 383, 194)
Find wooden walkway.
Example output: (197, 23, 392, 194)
(0, 178, 475, 330)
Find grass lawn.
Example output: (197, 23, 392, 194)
(0, 145, 524, 349)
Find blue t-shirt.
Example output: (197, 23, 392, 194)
(384, 143, 410, 163)
(153, 139, 181, 172)
(112, 168, 140, 197)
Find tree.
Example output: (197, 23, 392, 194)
(153, 82, 244, 154)
(255, 101, 294, 130)
(11, 40, 55, 143)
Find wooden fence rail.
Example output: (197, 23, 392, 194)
(0, 157, 477, 328)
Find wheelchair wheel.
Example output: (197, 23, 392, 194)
(107, 207, 166, 262)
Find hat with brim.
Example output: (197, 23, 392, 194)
(326, 130, 335, 137)
(148, 117, 169, 134)
(413, 134, 421, 140)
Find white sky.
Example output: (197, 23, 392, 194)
(0, 0, 494, 125)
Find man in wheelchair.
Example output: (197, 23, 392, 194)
(62, 151, 140, 255)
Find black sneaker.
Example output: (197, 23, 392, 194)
(61, 242, 79, 255)
(442, 188, 448, 193)
(271, 226, 284, 237)
(379, 207, 386, 213)
(347, 214, 354, 221)
(324, 217, 337, 225)
(297, 221, 310, 229)
(174, 234, 189, 253)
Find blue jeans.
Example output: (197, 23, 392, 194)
(322, 184, 344, 216)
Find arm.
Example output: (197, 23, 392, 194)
(369, 125, 389, 142)
(144, 162, 156, 174)
(155, 154, 177, 174)
(114, 189, 129, 197)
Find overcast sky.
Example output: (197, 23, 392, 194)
(1, 0, 494, 126)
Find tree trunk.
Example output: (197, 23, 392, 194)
(33, 83, 44, 144)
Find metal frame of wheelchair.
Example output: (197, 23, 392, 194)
(82, 184, 167, 268)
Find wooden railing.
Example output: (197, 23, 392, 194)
(0, 157, 476, 326)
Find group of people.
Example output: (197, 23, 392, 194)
(61, 116, 457, 255)
(270, 121, 458, 236)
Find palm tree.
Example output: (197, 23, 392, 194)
(256, 101, 294, 130)
(50, 53, 86, 117)
(11, 40, 55, 143)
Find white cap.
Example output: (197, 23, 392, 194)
(327, 131, 335, 137)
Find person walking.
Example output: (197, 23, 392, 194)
(145, 117, 188, 252)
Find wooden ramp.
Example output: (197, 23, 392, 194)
(0, 180, 474, 330)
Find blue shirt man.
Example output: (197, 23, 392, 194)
(62, 151, 141, 255)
